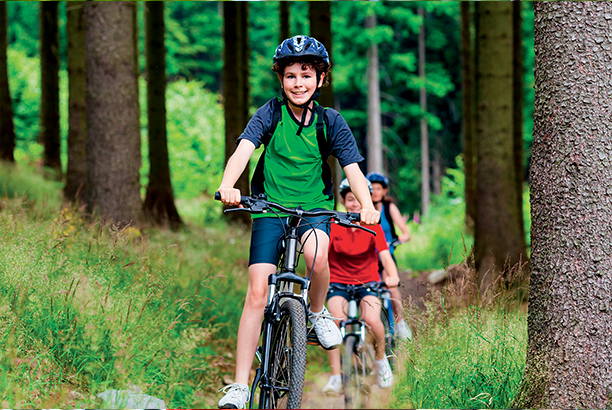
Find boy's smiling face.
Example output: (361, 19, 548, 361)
(279, 62, 324, 107)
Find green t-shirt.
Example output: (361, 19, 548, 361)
(259, 103, 333, 215)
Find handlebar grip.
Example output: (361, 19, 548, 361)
(214, 192, 250, 204)
(347, 212, 361, 222)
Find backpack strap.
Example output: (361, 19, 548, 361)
(261, 97, 283, 147)
(316, 104, 333, 200)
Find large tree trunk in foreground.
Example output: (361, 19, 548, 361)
(84, 2, 142, 226)
(473, 1, 526, 291)
(65, 1, 87, 202)
(279, 1, 290, 44)
(513, 2, 612, 408)
(143, 2, 182, 229)
(40, 1, 61, 175)
(418, 7, 429, 217)
(0, 2, 15, 163)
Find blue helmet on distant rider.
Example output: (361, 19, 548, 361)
(339, 178, 372, 198)
(365, 172, 390, 189)
(273, 35, 330, 64)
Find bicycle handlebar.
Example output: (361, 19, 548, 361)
(215, 192, 375, 236)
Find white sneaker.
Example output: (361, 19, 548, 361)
(309, 307, 342, 349)
(218, 383, 250, 409)
(395, 320, 413, 341)
(376, 358, 394, 389)
(322, 375, 343, 395)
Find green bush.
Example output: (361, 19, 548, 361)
(395, 158, 473, 272)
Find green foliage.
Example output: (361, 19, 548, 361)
(390, 305, 527, 409)
(0, 166, 249, 408)
(394, 156, 473, 272)
(140, 79, 225, 200)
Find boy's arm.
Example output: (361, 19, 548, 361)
(389, 203, 411, 242)
(344, 163, 380, 225)
(217, 139, 256, 206)
(379, 250, 400, 288)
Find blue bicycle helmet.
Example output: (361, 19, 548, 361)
(273, 35, 330, 64)
(365, 172, 390, 188)
(339, 178, 373, 198)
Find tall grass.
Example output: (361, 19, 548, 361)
(0, 166, 251, 408)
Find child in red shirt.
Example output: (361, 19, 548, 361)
(322, 179, 401, 394)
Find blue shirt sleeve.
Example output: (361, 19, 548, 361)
(236, 98, 277, 148)
(325, 108, 364, 168)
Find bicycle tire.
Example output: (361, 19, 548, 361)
(260, 298, 307, 409)
(380, 308, 396, 369)
(342, 334, 369, 409)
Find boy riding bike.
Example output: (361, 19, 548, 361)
(322, 179, 400, 394)
(366, 171, 412, 341)
(217, 35, 379, 409)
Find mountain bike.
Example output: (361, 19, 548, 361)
(337, 281, 393, 409)
(215, 193, 374, 409)
(377, 282, 396, 369)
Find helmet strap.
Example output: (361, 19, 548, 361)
(280, 70, 323, 136)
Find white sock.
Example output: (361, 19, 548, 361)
(329, 374, 341, 384)
(309, 308, 324, 316)
(375, 358, 389, 368)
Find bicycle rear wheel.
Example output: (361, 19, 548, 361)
(260, 298, 307, 409)
(342, 335, 370, 409)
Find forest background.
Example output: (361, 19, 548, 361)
(0, 1, 537, 408)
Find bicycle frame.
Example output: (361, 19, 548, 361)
(250, 215, 311, 409)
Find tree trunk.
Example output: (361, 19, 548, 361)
(309, 1, 340, 207)
(40, 1, 61, 175)
(513, 0, 526, 244)
(143, 2, 182, 230)
(279, 1, 290, 44)
(365, 12, 383, 174)
(418, 7, 429, 217)
(0, 2, 15, 163)
(65, 1, 87, 202)
(461, 1, 475, 229)
(512, 3, 612, 408)
(474, 2, 526, 291)
(223, 2, 250, 224)
(84, 1, 142, 227)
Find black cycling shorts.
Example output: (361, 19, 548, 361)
(326, 282, 379, 302)
(248, 212, 331, 266)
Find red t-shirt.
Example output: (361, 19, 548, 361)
(328, 223, 389, 284)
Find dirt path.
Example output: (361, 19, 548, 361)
(301, 371, 392, 409)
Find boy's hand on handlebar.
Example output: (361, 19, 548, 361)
(360, 208, 380, 225)
(217, 187, 242, 206)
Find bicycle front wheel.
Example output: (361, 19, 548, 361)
(342, 334, 370, 409)
(380, 308, 396, 368)
(261, 298, 307, 409)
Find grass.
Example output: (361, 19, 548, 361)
(389, 284, 527, 410)
(0, 165, 251, 407)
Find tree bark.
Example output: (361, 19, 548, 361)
(84, 1, 142, 227)
(143, 2, 182, 230)
(418, 7, 429, 217)
(461, 1, 475, 229)
(40, 1, 61, 175)
(279, 1, 290, 44)
(223, 2, 250, 224)
(474, 1, 526, 291)
(0, 2, 15, 163)
(513, 3, 612, 408)
(65, 1, 87, 202)
(366, 12, 383, 174)
(309, 1, 340, 207)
